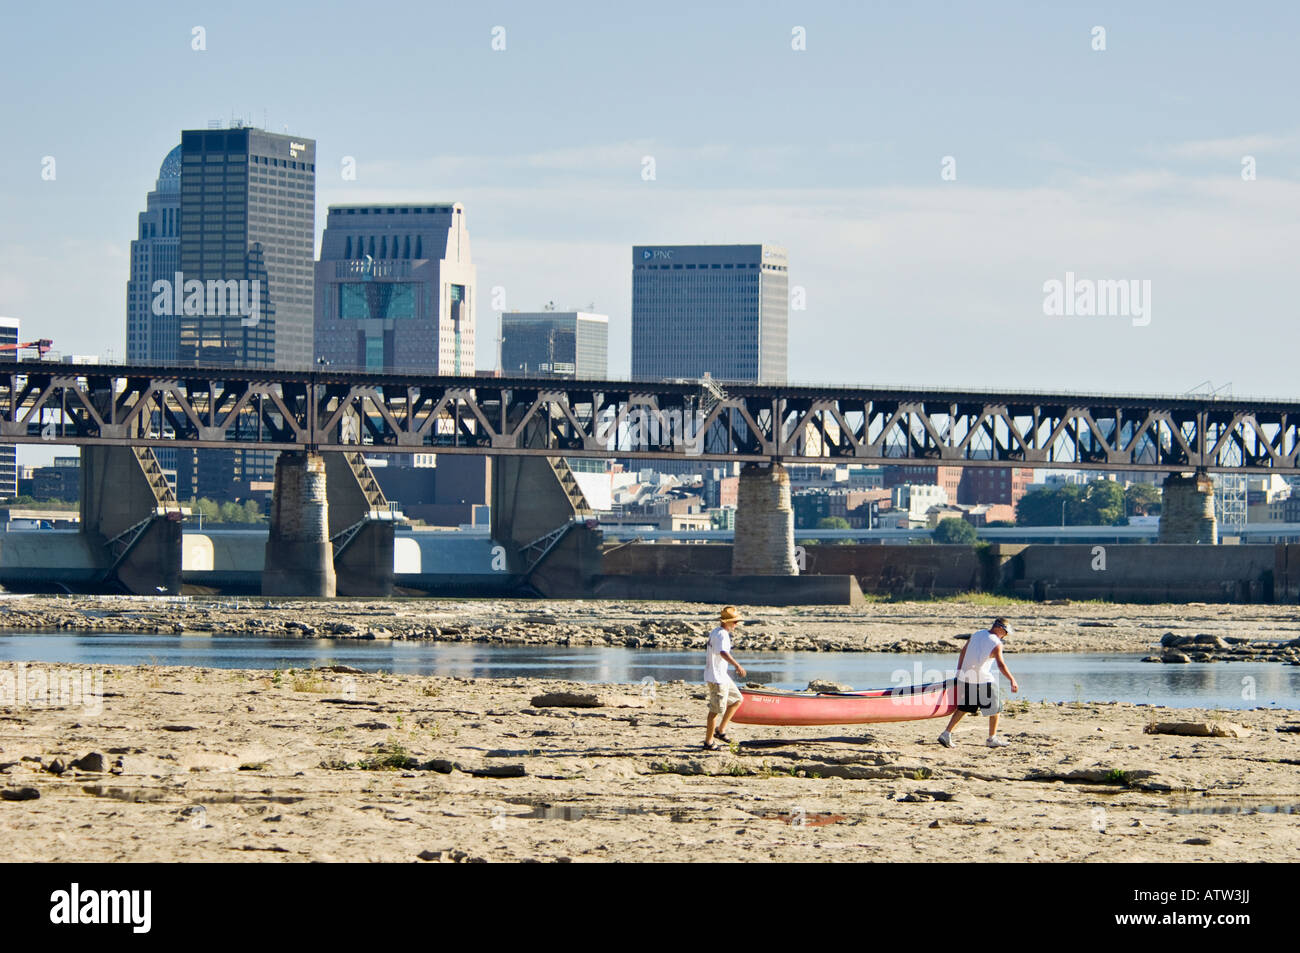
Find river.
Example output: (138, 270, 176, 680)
(1, 630, 1296, 709)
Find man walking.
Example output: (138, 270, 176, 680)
(703, 605, 746, 751)
(938, 616, 1019, 748)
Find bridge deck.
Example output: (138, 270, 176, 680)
(1, 361, 1296, 472)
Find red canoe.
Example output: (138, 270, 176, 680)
(733, 678, 958, 727)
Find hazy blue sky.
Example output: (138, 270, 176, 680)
(1, 0, 1298, 404)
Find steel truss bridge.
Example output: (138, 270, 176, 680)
(2, 361, 1299, 473)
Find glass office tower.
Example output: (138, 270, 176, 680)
(177, 126, 316, 370)
(125, 145, 182, 364)
(631, 244, 788, 383)
(501, 311, 608, 379)
(175, 126, 316, 498)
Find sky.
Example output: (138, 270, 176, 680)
(1, 0, 1298, 430)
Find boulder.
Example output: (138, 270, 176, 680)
(1, 787, 40, 801)
(70, 752, 105, 772)
(1144, 721, 1250, 738)
(529, 692, 647, 709)
(1160, 652, 1191, 664)
(806, 679, 852, 694)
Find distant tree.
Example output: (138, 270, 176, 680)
(985, 520, 1016, 528)
(1017, 480, 1130, 526)
(1016, 485, 1083, 526)
(0, 495, 78, 510)
(1082, 479, 1126, 526)
(815, 516, 850, 530)
(188, 497, 221, 524)
(933, 517, 978, 544)
(1125, 482, 1162, 516)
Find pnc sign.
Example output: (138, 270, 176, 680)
(641, 249, 673, 261)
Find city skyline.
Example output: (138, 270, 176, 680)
(3, 3, 1299, 399)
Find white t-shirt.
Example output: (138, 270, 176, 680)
(704, 626, 734, 684)
(957, 628, 1002, 684)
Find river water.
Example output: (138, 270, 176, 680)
(0, 631, 1296, 709)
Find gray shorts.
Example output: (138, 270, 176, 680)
(956, 680, 1001, 716)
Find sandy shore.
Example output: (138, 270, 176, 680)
(1, 662, 1297, 862)
(4, 595, 1300, 659)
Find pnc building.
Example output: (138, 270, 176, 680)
(631, 244, 788, 383)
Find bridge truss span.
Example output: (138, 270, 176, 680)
(1, 361, 1298, 473)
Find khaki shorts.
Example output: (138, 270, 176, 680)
(706, 681, 743, 714)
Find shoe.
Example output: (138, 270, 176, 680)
(938, 731, 953, 748)
(702, 741, 720, 751)
(714, 731, 730, 743)
(986, 736, 1009, 747)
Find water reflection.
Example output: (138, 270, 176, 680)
(0, 631, 1296, 710)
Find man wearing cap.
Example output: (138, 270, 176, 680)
(938, 616, 1019, 748)
(703, 605, 747, 751)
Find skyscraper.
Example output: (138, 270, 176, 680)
(0, 318, 17, 497)
(177, 126, 316, 370)
(631, 244, 788, 383)
(125, 145, 181, 364)
(315, 204, 476, 374)
(173, 125, 315, 498)
(501, 311, 608, 379)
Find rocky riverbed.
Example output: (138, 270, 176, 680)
(1, 663, 1296, 862)
(2, 595, 1299, 663)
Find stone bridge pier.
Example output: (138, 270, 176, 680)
(1158, 471, 1217, 544)
(261, 450, 399, 597)
(732, 462, 799, 575)
(263, 451, 336, 597)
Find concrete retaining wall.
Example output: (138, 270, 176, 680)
(1002, 544, 1275, 603)
(601, 541, 1291, 603)
(593, 573, 866, 606)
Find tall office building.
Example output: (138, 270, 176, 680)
(501, 311, 608, 379)
(315, 204, 475, 374)
(631, 244, 788, 383)
(177, 125, 316, 370)
(125, 145, 181, 364)
(0, 318, 17, 497)
(175, 125, 315, 498)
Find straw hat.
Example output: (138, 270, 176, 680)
(719, 605, 743, 624)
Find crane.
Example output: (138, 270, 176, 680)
(0, 339, 54, 358)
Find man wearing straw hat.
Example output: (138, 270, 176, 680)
(703, 605, 747, 751)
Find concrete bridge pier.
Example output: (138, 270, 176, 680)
(324, 450, 398, 597)
(732, 462, 799, 574)
(492, 450, 601, 597)
(80, 445, 184, 594)
(263, 451, 336, 597)
(1158, 471, 1218, 544)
